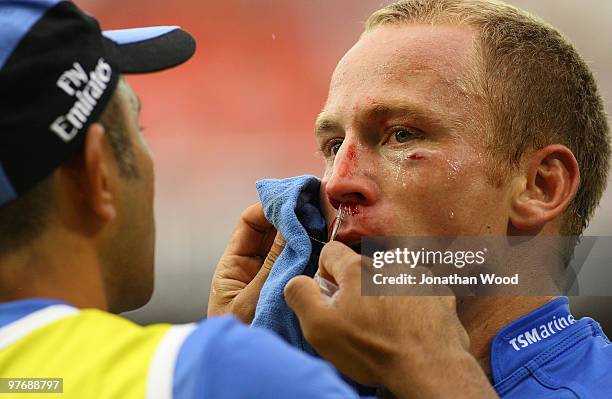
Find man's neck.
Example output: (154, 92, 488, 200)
(458, 296, 555, 377)
(0, 234, 108, 310)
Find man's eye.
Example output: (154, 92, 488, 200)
(331, 141, 343, 155)
(395, 129, 412, 143)
(389, 127, 421, 144)
(324, 139, 343, 156)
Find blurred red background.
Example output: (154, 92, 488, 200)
(77, 0, 612, 328)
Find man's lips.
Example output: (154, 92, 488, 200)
(324, 203, 378, 253)
(327, 206, 371, 242)
(325, 203, 363, 238)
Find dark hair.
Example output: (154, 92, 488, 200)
(0, 85, 137, 256)
(99, 84, 140, 179)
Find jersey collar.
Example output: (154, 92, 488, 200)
(0, 298, 68, 328)
(489, 296, 580, 383)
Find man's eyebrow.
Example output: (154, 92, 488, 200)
(362, 102, 442, 125)
(315, 102, 447, 136)
(314, 113, 342, 137)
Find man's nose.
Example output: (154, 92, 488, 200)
(325, 140, 378, 207)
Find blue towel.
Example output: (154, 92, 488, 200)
(252, 175, 326, 350)
(253, 175, 378, 396)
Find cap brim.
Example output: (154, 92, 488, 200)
(102, 26, 196, 74)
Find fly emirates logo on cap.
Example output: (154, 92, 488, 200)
(50, 58, 112, 142)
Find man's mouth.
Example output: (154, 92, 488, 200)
(326, 201, 368, 254)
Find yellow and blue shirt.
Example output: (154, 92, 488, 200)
(0, 299, 358, 398)
(1, 297, 611, 398)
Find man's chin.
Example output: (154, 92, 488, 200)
(110, 280, 154, 314)
(113, 297, 151, 315)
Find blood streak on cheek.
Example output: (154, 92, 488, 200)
(404, 150, 436, 162)
(408, 153, 426, 160)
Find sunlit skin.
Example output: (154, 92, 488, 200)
(315, 24, 579, 374)
(317, 25, 509, 246)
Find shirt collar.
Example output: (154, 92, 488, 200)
(490, 296, 579, 383)
(0, 298, 68, 328)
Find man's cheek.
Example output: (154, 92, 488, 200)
(322, 164, 333, 180)
(387, 153, 448, 190)
(387, 155, 470, 226)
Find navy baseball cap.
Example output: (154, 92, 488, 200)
(0, 0, 196, 207)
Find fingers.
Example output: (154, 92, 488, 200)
(262, 233, 286, 271)
(286, 241, 360, 330)
(211, 233, 286, 324)
(284, 276, 330, 328)
(224, 203, 276, 258)
(318, 241, 361, 286)
(249, 233, 286, 290)
(285, 276, 341, 358)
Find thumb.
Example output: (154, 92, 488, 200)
(262, 233, 286, 271)
(285, 276, 336, 350)
(250, 233, 286, 290)
(284, 275, 329, 320)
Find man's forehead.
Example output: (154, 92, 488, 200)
(320, 24, 479, 130)
(330, 24, 477, 89)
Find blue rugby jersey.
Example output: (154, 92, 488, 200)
(491, 297, 612, 398)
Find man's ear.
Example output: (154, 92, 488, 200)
(82, 122, 118, 221)
(59, 123, 119, 224)
(509, 144, 580, 230)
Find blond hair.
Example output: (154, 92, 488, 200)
(366, 0, 610, 236)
